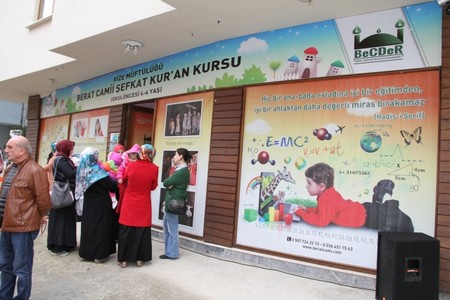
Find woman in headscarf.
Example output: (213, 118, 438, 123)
(75, 147, 119, 263)
(117, 144, 159, 268)
(47, 139, 77, 256)
(43, 141, 58, 191)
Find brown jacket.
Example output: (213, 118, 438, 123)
(1, 155, 51, 232)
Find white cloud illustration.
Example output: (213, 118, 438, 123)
(237, 37, 268, 55)
(246, 118, 271, 135)
(347, 97, 381, 116)
(72, 86, 81, 97)
(324, 123, 340, 135)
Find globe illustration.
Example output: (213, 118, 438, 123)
(360, 131, 382, 153)
(294, 157, 307, 170)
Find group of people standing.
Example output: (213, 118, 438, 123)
(0, 134, 192, 299)
(168, 109, 201, 136)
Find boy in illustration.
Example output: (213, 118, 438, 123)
(294, 162, 366, 228)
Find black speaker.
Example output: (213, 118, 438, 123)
(376, 232, 440, 300)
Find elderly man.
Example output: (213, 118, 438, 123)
(0, 136, 51, 300)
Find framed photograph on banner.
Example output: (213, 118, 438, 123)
(89, 116, 108, 138)
(160, 150, 198, 186)
(158, 188, 195, 227)
(164, 100, 202, 137)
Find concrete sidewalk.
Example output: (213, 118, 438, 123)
(30, 225, 449, 300)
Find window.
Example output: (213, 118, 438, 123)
(37, 0, 54, 20)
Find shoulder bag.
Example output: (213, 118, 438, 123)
(51, 157, 74, 209)
(167, 191, 187, 215)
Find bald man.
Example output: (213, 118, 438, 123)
(0, 135, 51, 300)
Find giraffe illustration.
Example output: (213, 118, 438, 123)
(260, 167, 296, 200)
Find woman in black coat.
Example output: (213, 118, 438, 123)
(75, 147, 119, 263)
(47, 139, 77, 256)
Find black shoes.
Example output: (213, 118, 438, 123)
(159, 254, 176, 260)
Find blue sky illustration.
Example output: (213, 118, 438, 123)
(55, 1, 440, 103)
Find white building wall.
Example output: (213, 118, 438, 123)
(0, 0, 173, 82)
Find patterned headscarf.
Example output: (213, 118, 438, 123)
(140, 144, 156, 161)
(75, 147, 109, 201)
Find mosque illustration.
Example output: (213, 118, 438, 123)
(282, 19, 405, 79)
(353, 19, 405, 49)
(283, 47, 345, 79)
(326, 60, 345, 76)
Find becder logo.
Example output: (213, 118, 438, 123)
(353, 19, 405, 64)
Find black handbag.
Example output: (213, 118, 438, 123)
(167, 192, 187, 215)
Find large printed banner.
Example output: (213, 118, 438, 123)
(152, 92, 214, 236)
(69, 108, 110, 161)
(38, 115, 70, 166)
(40, 2, 441, 118)
(38, 109, 110, 168)
(236, 69, 439, 269)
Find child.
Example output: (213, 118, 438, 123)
(116, 144, 140, 185)
(108, 144, 125, 159)
(294, 162, 366, 228)
(106, 144, 125, 181)
(112, 144, 138, 241)
(115, 144, 140, 214)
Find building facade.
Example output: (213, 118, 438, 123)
(2, 0, 450, 294)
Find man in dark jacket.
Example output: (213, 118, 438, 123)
(0, 135, 51, 300)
